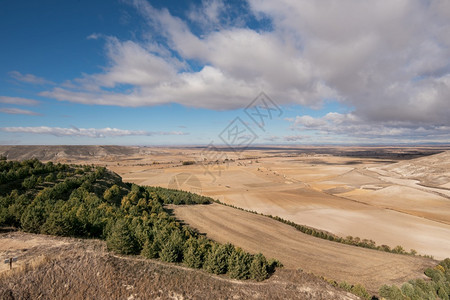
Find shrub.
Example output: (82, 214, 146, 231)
(351, 284, 370, 299)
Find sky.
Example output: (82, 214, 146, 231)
(1, 0, 449, 146)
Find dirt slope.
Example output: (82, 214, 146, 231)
(0, 231, 359, 300)
(172, 203, 436, 294)
(376, 150, 450, 187)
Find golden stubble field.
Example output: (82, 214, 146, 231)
(98, 146, 450, 261)
(171, 203, 435, 293)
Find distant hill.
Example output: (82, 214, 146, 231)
(0, 145, 147, 161)
(380, 150, 450, 187)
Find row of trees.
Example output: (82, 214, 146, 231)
(218, 201, 424, 257)
(0, 158, 278, 281)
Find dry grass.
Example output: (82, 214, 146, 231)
(0, 231, 359, 300)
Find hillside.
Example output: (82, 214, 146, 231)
(0, 231, 359, 300)
(376, 150, 450, 188)
(172, 203, 435, 294)
(0, 158, 281, 283)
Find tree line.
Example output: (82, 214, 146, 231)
(216, 200, 431, 258)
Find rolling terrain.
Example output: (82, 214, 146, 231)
(2, 145, 450, 298)
(172, 203, 435, 294)
(2, 145, 450, 259)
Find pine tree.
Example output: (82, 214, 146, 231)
(20, 203, 46, 233)
(249, 253, 269, 281)
(160, 230, 184, 263)
(227, 248, 252, 279)
(141, 239, 160, 259)
(106, 219, 139, 255)
(204, 244, 229, 274)
(183, 238, 203, 268)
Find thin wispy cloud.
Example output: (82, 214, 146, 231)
(0, 108, 41, 116)
(9, 71, 54, 85)
(0, 96, 40, 106)
(0, 126, 188, 138)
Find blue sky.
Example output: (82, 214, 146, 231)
(1, 0, 449, 145)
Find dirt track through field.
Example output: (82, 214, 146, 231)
(172, 203, 436, 293)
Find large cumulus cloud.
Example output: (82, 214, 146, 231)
(37, 0, 450, 141)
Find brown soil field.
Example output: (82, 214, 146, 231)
(172, 203, 436, 294)
(0, 231, 359, 300)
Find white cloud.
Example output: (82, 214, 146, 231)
(283, 135, 306, 142)
(187, 0, 226, 29)
(87, 33, 101, 40)
(288, 112, 450, 143)
(248, 0, 450, 125)
(37, 0, 450, 136)
(0, 96, 40, 106)
(0, 126, 188, 138)
(9, 71, 54, 85)
(0, 108, 41, 116)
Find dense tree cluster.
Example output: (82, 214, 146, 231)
(0, 158, 69, 186)
(380, 259, 450, 299)
(0, 158, 278, 281)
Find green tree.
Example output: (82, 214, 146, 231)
(103, 184, 121, 205)
(20, 203, 47, 233)
(227, 248, 252, 279)
(204, 244, 230, 275)
(379, 285, 404, 300)
(160, 230, 184, 263)
(106, 219, 139, 255)
(45, 173, 56, 182)
(141, 238, 160, 259)
(249, 253, 269, 281)
(22, 175, 37, 189)
(183, 238, 204, 269)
